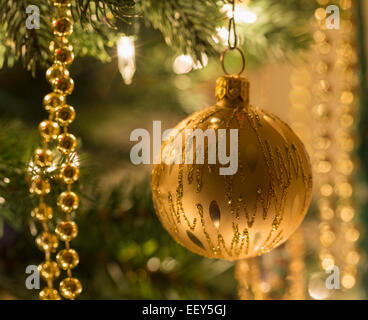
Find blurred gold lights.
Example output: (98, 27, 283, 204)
(291, 0, 360, 298)
(313, 0, 359, 295)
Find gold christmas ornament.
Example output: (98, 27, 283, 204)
(152, 50, 313, 261)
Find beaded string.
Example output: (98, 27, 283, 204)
(28, 0, 82, 300)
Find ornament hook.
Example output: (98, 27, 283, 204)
(220, 47, 246, 76)
(227, 0, 237, 49)
(220, 0, 246, 76)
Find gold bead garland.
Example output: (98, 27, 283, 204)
(51, 0, 82, 300)
(28, 0, 82, 300)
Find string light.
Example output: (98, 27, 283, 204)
(284, 231, 306, 299)
(306, 0, 360, 298)
(235, 258, 269, 300)
(335, 0, 360, 290)
(117, 36, 136, 85)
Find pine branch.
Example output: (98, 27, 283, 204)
(0, 0, 223, 72)
(0, 0, 323, 72)
(0, 0, 53, 74)
(138, 0, 223, 64)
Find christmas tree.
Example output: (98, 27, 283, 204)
(0, 0, 367, 300)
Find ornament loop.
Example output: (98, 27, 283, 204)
(220, 47, 246, 76)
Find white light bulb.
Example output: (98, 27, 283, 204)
(213, 27, 229, 45)
(117, 36, 136, 85)
(173, 55, 193, 74)
(222, 4, 257, 24)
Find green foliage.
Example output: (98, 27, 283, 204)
(138, 0, 223, 64)
(0, 0, 319, 74)
(241, 0, 317, 64)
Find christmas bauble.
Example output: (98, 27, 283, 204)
(152, 75, 313, 260)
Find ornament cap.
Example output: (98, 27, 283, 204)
(215, 75, 249, 107)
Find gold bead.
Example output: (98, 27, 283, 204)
(60, 277, 82, 300)
(39, 120, 60, 141)
(56, 249, 79, 270)
(54, 46, 74, 65)
(51, 76, 74, 95)
(39, 287, 61, 300)
(53, 17, 73, 37)
(30, 178, 51, 195)
(51, 0, 72, 7)
(59, 163, 79, 184)
(46, 63, 69, 83)
(33, 148, 53, 167)
(57, 191, 79, 213)
(31, 203, 53, 222)
(57, 133, 77, 154)
(55, 221, 78, 241)
(38, 261, 60, 280)
(43, 92, 65, 112)
(36, 232, 58, 252)
(56, 105, 76, 126)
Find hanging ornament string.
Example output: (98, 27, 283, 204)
(227, 0, 238, 49)
(220, 0, 245, 76)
